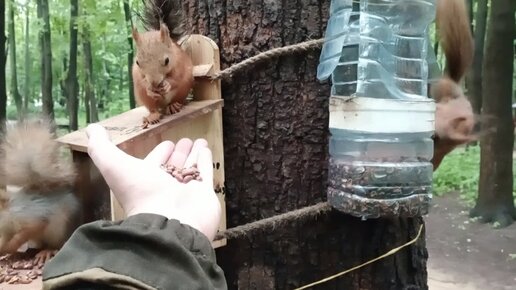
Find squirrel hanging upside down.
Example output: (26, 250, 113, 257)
(0, 119, 80, 266)
(132, 0, 194, 128)
(431, 0, 476, 170)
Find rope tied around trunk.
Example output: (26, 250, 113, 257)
(213, 200, 424, 289)
(210, 38, 325, 81)
(214, 202, 331, 240)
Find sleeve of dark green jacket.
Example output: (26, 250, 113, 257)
(42, 213, 227, 290)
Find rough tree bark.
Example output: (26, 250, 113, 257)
(467, 0, 488, 116)
(65, 0, 79, 131)
(36, 0, 54, 121)
(0, 0, 6, 124)
(123, 0, 135, 109)
(7, 0, 22, 116)
(82, 22, 98, 123)
(472, 0, 516, 227)
(183, 1, 428, 289)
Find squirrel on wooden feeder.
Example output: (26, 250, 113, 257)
(0, 118, 80, 265)
(132, 0, 194, 128)
(431, 0, 476, 170)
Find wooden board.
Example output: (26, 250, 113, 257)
(192, 64, 214, 78)
(57, 99, 223, 153)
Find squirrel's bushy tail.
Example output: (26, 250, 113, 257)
(140, 0, 186, 41)
(0, 118, 76, 191)
(435, 0, 474, 83)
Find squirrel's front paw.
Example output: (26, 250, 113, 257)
(160, 80, 172, 93)
(142, 112, 162, 129)
(167, 102, 184, 114)
(146, 88, 162, 100)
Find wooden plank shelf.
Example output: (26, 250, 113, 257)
(193, 64, 214, 78)
(57, 99, 224, 153)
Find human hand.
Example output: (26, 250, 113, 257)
(85, 124, 221, 241)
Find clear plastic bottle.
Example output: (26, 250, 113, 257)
(355, 0, 437, 99)
(318, 0, 361, 97)
(317, 0, 354, 82)
(319, 0, 440, 98)
(326, 0, 437, 219)
(330, 2, 360, 97)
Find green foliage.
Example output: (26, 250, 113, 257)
(5, 0, 141, 126)
(433, 145, 516, 205)
(433, 146, 481, 204)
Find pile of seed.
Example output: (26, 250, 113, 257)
(161, 163, 202, 183)
(0, 255, 42, 285)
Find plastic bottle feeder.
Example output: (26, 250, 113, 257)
(319, 0, 437, 219)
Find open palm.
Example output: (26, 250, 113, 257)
(85, 124, 221, 241)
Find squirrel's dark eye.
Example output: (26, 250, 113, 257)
(136, 60, 140, 66)
(164, 57, 169, 66)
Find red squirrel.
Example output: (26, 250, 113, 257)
(0, 119, 80, 266)
(431, 0, 476, 170)
(131, 0, 194, 128)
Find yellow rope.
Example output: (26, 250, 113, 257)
(293, 223, 425, 290)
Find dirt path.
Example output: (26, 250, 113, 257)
(426, 193, 516, 290)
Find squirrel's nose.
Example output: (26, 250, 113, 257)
(151, 80, 164, 88)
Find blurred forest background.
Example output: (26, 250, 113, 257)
(0, 0, 145, 128)
(0, 0, 514, 225)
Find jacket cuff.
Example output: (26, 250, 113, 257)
(42, 214, 226, 290)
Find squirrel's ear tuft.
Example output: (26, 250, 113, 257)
(159, 22, 170, 43)
(132, 27, 140, 44)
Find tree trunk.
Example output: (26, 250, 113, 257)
(183, 1, 428, 289)
(59, 57, 67, 107)
(82, 22, 98, 123)
(468, 0, 488, 116)
(101, 34, 111, 107)
(65, 0, 79, 130)
(8, 0, 22, 116)
(37, 0, 54, 121)
(0, 0, 6, 124)
(466, 0, 473, 34)
(83, 83, 89, 124)
(472, 0, 516, 227)
(123, 0, 135, 109)
(23, 4, 30, 113)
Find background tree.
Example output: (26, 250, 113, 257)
(82, 19, 98, 123)
(466, 0, 473, 33)
(472, 0, 516, 227)
(0, 0, 5, 124)
(7, 0, 22, 116)
(64, 0, 79, 130)
(23, 2, 31, 113)
(123, 0, 135, 109)
(183, 1, 427, 289)
(467, 0, 488, 115)
(36, 0, 54, 120)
